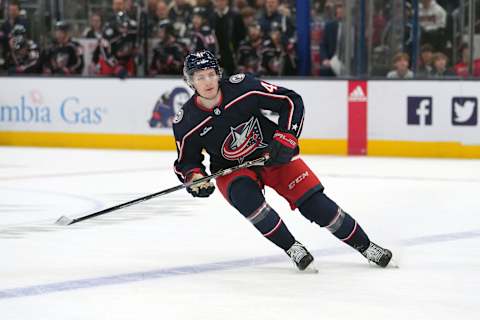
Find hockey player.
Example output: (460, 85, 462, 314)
(5, 24, 41, 74)
(93, 11, 138, 77)
(187, 7, 217, 55)
(43, 21, 84, 75)
(236, 23, 264, 76)
(149, 19, 186, 76)
(173, 50, 393, 271)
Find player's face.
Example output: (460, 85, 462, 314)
(192, 69, 219, 99)
(55, 30, 68, 43)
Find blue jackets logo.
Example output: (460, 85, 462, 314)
(452, 97, 477, 126)
(407, 97, 432, 125)
(149, 87, 190, 128)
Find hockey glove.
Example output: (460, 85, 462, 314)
(186, 172, 215, 198)
(265, 130, 298, 166)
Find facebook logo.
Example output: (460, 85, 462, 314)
(452, 97, 477, 126)
(407, 97, 433, 125)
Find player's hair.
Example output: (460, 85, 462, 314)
(392, 52, 410, 64)
(432, 52, 448, 63)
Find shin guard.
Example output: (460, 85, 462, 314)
(299, 192, 370, 252)
(229, 177, 295, 250)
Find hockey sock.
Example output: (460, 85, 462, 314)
(228, 177, 295, 251)
(299, 192, 370, 252)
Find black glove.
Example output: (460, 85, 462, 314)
(186, 172, 215, 198)
(265, 130, 298, 166)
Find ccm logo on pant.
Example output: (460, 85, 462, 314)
(288, 171, 309, 190)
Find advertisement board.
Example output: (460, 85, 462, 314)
(0, 78, 347, 138)
(369, 81, 480, 145)
(2, 77, 479, 157)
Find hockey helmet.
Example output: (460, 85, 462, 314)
(115, 11, 130, 29)
(54, 20, 70, 32)
(183, 50, 222, 88)
(11, 24, 26, 37)
(157, 19, 175, 36)
(192, 7, 208, 19)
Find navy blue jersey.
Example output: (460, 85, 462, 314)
(173, 73, 305, 182)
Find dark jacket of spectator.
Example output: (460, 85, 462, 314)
(213, 5, 246, 76)
(320, 19, 339, 62)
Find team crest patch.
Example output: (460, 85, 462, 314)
(173, 109, 184, 124)
(221, 117, 268, 163)
(229, 73, 245, 83)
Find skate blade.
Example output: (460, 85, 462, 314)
(387, 257, 400, 269)
(297, 263, 319, 274)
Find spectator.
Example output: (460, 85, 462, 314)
(108, 0, 126, 22)
(149, 0, 170, 35)
(187, 7, 217, 54)
(147, 0, 159, 17)
(168, 0, 193, 40)
(213, 0, 246, 76)
(93, 11, 138, 77)
(124, 0, 139, 19)
(240, 6, 257, 27)
(454, 43, 480, 78)
(43, 21, 84, 75)
(386, 52, 414, 79)
(253, 0, 266, 16)
(5, 24, 41, 74)
(196, 0, 216, 25)
(262, 21, 296, 75)
(149, 20, 186, 75)
(237, 22, 264, 75)
(319, 0, 346, 76)
(1, 1, 28, 67)
(258, 0, 295, 43)
(83, 13, 103, 39)
(233, 0, 250, 11)
(419, 0, 447, 52)
(417, 43, 434, 77)
(431, 52, 456, 77)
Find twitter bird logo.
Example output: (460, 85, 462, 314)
(452, 97, 477, 126)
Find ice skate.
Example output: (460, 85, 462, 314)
(286, 241, 315, 271)
(361, 242, 392, 268)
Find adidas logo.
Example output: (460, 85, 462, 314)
(349, 85, 367, 102)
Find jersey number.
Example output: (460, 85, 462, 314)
(261, 81, 278, 93)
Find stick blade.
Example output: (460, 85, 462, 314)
(55, 215, 74, 226)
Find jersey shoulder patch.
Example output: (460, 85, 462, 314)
(229, 73, 246, 84)
(173, 108, 184, 124)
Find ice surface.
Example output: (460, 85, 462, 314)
(0, 147, 479, 319)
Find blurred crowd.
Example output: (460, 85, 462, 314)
(0, 0, 479, 78)
(0, 0, 298, 77)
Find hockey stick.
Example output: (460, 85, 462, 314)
(55, 156, 267, 226)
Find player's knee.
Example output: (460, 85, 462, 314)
(228, 177, 265, 217)
(298, 191, 339, 227)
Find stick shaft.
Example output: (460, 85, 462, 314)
(62, 157, 266, 225)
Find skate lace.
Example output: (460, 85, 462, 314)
(363, 243, 384, 263)
(287, 244, 307, 263)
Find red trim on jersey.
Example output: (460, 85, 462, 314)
(173, 165, 184, 180)
(194, 91, 223, 113)
(185, 168, 204, 181)
(223, 91, 297, 130)
(177, 116, 212, 162)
